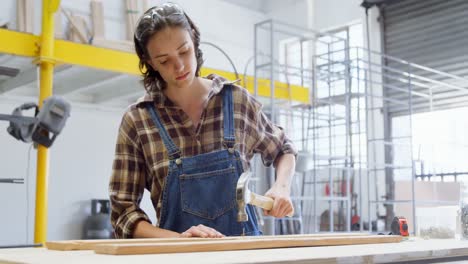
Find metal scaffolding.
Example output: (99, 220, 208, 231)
(252, 19, 360, 235)
(252, 19, 468, 236)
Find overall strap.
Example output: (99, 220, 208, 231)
(222, 84, 235, 148)
(146, 104, 181, 159)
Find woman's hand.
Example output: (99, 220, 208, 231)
(263, 184, 294, 218)
(179, 224, 225, 238)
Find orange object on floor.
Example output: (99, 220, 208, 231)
(391, 216, 409, 236)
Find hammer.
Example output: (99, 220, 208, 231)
(236, 171, 294, 222)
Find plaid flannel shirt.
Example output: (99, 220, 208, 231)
(109, 74, 297, 238)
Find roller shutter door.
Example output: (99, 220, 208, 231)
(381, 0, 468, 115)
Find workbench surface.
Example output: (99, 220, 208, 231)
(1, 238, 468, 263)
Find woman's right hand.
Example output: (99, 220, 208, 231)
(179, 224, 224, 238)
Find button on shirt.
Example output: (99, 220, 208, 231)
(109, 74, 297, 238)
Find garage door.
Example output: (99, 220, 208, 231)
(380, 0, 468, 115)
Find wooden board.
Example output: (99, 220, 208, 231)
(24, 0, 34, 33)
(17, 0, 33, 33)
(90, 0, 105, 39)
(125, 0, 139, 40)
(46, 237, 226, 251)
(69, 15, 88, 43)
(93, 235, 402, 255)
(54, 12, 63, 39)
(60, 8, 88, 43)
(45, 233, 369, 251)
(17, 0, 24, 32)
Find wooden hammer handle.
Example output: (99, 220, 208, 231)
(250, 193, 294, 217)
(250, 192, 274, 210)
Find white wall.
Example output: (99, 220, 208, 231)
(266, 0, 311, 28)
(313, 0, 363, 31)
(46, 105, 123, 240)
(178, 0, 266, 74)
(0, 0, 267, 244)
(0, 1, 15, 28)
(0, 97, 124, 244)
(0, 99, 37, 245)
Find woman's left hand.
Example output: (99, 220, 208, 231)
(263, 184, 294, 218)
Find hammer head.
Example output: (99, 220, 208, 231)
(236, 171, 252, 222)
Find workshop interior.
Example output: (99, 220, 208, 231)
(1, 0, 468, 262)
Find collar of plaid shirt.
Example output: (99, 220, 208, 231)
(135, 74, 239, 108)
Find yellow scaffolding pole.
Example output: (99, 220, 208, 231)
(34, 0, 61, 244)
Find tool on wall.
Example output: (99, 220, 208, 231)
(0, 96, 71, 148)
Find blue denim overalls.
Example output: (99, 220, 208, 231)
(146, 85, 261, 236)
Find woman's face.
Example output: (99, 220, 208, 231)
(146, 26, 197, 90)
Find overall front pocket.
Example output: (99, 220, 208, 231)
(179, 166, 237, 220)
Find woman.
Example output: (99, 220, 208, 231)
(109, 2, 297, 238)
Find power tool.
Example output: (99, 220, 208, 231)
(0, 96, 71, 148)
(391, 216, 409, 236)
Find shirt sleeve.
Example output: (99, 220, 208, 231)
(248, 96, 298, 167)
(109, 111, 151, 238)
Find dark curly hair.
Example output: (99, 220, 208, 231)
(134, 3, 204, 93)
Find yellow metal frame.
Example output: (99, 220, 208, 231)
(33, 0, 61, 245)
(0, 30, 309, 104)
(0, 30, 38, 57)
(0, 3, 310, 244)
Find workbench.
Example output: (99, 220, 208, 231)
(1, 238, 468, 263)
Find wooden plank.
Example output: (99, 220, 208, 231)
(125, 0, 140, 40)
(61, 8, 88, 43)
(16, 0, 33, 33)
(54, 12, 63, 39)
(46, 237, 228, 251)
(131, 0, 139, 39)
(125, 0, 132, 40)
(132, 0, 136, 39)
(90, 0, 105, 39)
(69, 15, 88, 43)
(70, 15, 89, 43)
(24, 0, 34, 33)
(17, 0, 25, 32)
(46, 233, 370, 251)
(93, 235, 402, 255)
